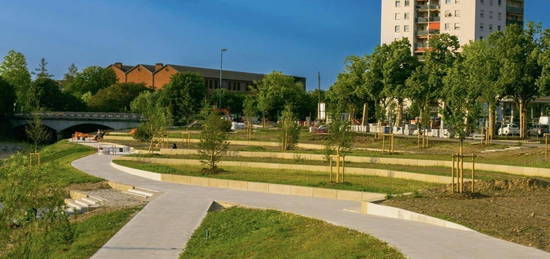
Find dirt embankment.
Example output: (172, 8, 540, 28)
(383, 178, 550, 252)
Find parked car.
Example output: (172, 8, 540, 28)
(498, 123, 520, 136)
(528, 125, 549, 137)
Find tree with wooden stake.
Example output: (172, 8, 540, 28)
(25, 111, 50, 166)
(381, 134, 395, 154)
(325, 106, 353, 183)
(443, 55, 482, 193)
(279, 104, 300, 151)
(243, 95, 257, 141)
(198, 108, 230, 174)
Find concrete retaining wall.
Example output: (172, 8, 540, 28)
(158, 148, 550, 178)
(116, 156, 451, 184)
(361, 202, 473, 232)
(111, 161, 385, 202)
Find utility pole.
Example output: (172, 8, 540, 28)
(317, 72, 321, 121)
(219, 48, 228, 108)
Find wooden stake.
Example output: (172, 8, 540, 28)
(329, 156, 333, 182)
(451, 155, 455, 193)
(472, 154, 475, 193)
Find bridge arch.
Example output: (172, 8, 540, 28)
(59, 123, 114, 138)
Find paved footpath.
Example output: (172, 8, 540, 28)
(72, 154, 550, 259)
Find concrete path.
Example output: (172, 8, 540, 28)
(72, 154, 550, 259)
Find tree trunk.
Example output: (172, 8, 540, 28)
(487, 105, 495, 143)
(395, 99, 404, 127)
(361, 103, 368, 127)
(519, 99, 525, 139)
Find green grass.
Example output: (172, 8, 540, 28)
(181, 207, 404, 259)
(114, 160, 439, 194)
(130, 153, 536, 181)
(50, 207, 141, 259)
(38, 140, 103, 187)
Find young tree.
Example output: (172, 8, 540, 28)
(131, 92, 170, 152)
(279, 104, 301, 151)
(208, 88, 246, 115)
(256, 71, 306, 123)
(0, 155, 73, 257)
(88, 83, 150, 112)
(362, 46, 390, 126)
(494, 23, 542, 139)
(325, 105, 353, 183)
(198, 108, 230, 173)
(32, 58, 53, 79)
(243, 95, 257, 139)
(159, 72, 206, 126)
(0, 50, 32, 112)
(538, 28, 550, 95)
(25, 111, 51, 153)
(64, 66, 117, 97)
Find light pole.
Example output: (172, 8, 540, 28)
(219, 48, 228, 108)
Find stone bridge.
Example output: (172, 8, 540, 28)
(10, 112, 143, 138)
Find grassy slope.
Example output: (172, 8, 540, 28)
(38, 140, 102, 187)
(181, 207, 404, 259)
(50, 207, 141, 259)
(114, 160, 438, 194)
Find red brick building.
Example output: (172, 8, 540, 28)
(107, 62, 306, 92)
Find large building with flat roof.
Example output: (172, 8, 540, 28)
(381, 0, 524, 57)
(107, 62, 306, 92)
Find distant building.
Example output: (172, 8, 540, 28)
(107, 62, 306, 92)
(381, 0, 524, 57)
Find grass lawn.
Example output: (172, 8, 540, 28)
(130, 153, 537, 181)
(48, 207, 141, 259)
(114, 160, 439, 194)
(181, 207, 404, 259)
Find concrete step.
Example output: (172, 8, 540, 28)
(123, 190, 150, 199)
(64, 199, 84, 212)
(127, 189, 154, 198)
(79, 198, 100, 207)
(88, 195, 107, 202)
(135, 187, 160, 193)
(74, 199, 91, 208)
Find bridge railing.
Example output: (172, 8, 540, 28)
(14, 112, 144, 121)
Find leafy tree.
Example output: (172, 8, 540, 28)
(442, 58, 482, 148)
(32, 58, 53, 79)
(381, 38, 419, 126)
(494, 23, 543, 139)
(327, 56, 368, 120)
(0, 76, 15, 118)
(538, 29, 550, 96)
(325, 105, 353, 158)
(26, 78, 85, 111)
(198, 108, 230, 173)
(406, 34, 460, 131)
(131, 92, 170, 152)
(64, 66, 117, 97)
(0, 155, 73, 257)
(88, 83, 150, 112)
(256, 71, 307, 121)
(61, 63, 78, 90)
(279, 104, 300, 151)
(159, 72, 206, 125)
(0, 50, 32, 112)
(460, 38, 503, 141)
(362, 47, 390, 125)
(209, 89, 246, 115)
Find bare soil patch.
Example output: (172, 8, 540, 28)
(383, 178, 550, 252)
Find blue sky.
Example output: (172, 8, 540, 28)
(0, 0, 548, 90)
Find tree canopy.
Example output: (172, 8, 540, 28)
(158, 72, 207, 125)
(88, 83, 151, 112)
(0, 50, 32, 112)
(64, 66, 117, 97)
(256, 71, 307, 120)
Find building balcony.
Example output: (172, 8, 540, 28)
(507, 6, 524, 14)
(416, 29, 440, 36)
(416, 16, 440, 23)
(416, 4, 440, 11)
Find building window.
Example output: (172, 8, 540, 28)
(445, 23, 451, 31)
(489, 0, 493, 6)
(480, 23, 484, 30)
(498, 25, 502, 31)
(395, 13, 400, 20)
(480, 10, 484, 18)
(489, 24, 493, 31)
(481, 0, 484, 4)
(489, 11, 493, 19)
(455, 0, 460, 3)
(395, 25, 400, 32)
(498, 0, 502, 6)
(404, 25, 410, 32)
(445, 0, 451, 4)
(404, 0, 410, 7)
(454, 10, 461, 17)
(454, 23, 461, 30)
(404, 12, 409, 20)
(445, 10, 452, 17)
(395, 0, 400, 7)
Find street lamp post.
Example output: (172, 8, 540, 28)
(219, 48, 228, 108)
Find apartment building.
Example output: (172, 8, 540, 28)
(381, 0, 524, 56)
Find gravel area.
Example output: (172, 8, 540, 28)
(82, 189, 149, 207)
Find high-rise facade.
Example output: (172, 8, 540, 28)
(381, 0, 524, 56)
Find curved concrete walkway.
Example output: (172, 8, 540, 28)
(72, 154, 550, 259)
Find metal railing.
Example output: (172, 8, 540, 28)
(14, 112, 144, 121)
